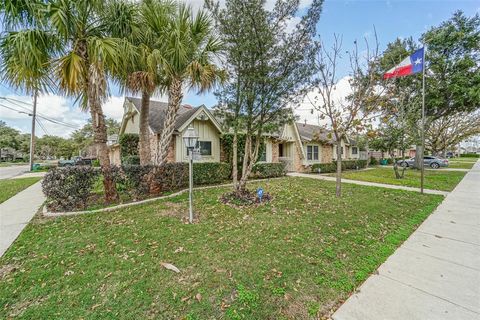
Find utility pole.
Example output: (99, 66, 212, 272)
(29, 89, 38, 171)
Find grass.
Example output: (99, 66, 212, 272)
(447, 161, 474, 169)
(450, 157, 479, 162)
(0, 177, 42, 204)
(330, 167, 465, 191)
(0, 177, 443, 319)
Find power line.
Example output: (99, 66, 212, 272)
(0, 97, 80, 129)
(0, 104, 79, 129)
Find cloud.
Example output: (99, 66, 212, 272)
(0, 93, 125, 138)
(292, 76, 353, 126)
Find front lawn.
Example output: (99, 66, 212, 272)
(331, 167, 465, 191)
(0, 177, 42, 204)
(0, 177, 442, 319)
(447, 161, 475, 169)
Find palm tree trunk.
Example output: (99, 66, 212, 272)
(87, 66, 118, 203)
(139, 90, 151, 165)
(156, 78, 183, 165)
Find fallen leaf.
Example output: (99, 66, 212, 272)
(160, 262, 180, 273)
(174, 247, 184, 253)
(195, 293, 202, 302)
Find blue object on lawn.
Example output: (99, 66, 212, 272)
(32, 163, 41, 170)
(257, 188, 264, 202)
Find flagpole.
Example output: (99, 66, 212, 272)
(420, 46, 426, 194)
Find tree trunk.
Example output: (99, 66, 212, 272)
(237, 134, 251, 192)
(139, 90, 152, 165)
(232, 132, 238, 190)
(156, 78, 183, 165)
(335, 141, 342, 197)
(391, 151, 401, 179)
(414, 144, 422, 169)
(87, 67, 118, 203)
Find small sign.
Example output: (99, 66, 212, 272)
(257, 188, 264, 202)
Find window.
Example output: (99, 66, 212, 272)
(279, 144, 284, 157)
(307, 145, 319, 160)
(341, 147, 344, 155)
(196, 141, 212, 156)
(352, 147, 358, 155)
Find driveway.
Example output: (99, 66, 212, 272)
(0, 165, 29, 179)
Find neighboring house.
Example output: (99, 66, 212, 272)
(112, 97, 360, 172)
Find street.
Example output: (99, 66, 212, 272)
(0, 165, 29, 179)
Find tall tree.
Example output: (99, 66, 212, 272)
(309, 34, 383, 196)
(154, 4, 225, 165)
(426, 111, 480, 156)
(207, 0, 323, 193)
(49, 0, 135, 202)
(108, 0, 174, 165)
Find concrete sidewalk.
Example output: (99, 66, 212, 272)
(0, 181, 45, 257)
(332, 160, 480, 320)
(288, 172, 449, 196)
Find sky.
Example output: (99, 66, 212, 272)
(0, 0, 478, 138)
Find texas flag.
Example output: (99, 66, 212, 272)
(384, 47, 424, 79)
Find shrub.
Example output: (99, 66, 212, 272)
(311, 160, 367, 173)
(250, 162, 286, 179)
(122, 155, 140, 165)
(119, 165, 152, 199)
(151, 163, 189, 192)
(42, 167, 99, 211)
(460, 153, 479, 158)
(311, 163, 336, 173)
(119, 133, 139, 158)
(92, 159, 100, 167)
(369, 156, 378, 165)
(193, 162, 231, 184)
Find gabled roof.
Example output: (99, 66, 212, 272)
(296, 122, 333, 143)
(126, 97, 200, 134)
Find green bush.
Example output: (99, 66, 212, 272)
(193, 162, 231, 184)
(92, 159, 100, 167)
(369, 156, 378, 165)
(122, 155, 140, 165)
(42, 167, 100, 211)
(460, 153, 479, 158)
(119, 133, 139, 158)
(311, 162, 336, 173)
(311, 160, 367, 173)
(250, 162, 286, 179)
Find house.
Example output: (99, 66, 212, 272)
(111, 97, 223, 165)
(111, 97, 359, 172)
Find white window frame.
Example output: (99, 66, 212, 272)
(306, 145, 319, 161)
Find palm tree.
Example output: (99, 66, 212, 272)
(49, 0, 131, 202)
(1, 1, 59, 171)
(152, 4, 225, 165)
(108, 0, 175, 165)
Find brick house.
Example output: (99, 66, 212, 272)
(111, 97, 358, 172)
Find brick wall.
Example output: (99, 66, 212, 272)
(271, 141, 279, 163)
(166, 138, 175, 163)
(321, 144, 333, 163)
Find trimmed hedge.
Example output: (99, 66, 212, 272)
(460, 153, 479, 158)
(42, 167, 100, 211)
(311, 160, 368, 173)
(250, 162, 287, 179)
(43, 162, 232, 211)
(193, 162, 231, 185)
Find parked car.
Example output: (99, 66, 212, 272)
(397, 156, 449, 169)
(58, 156, 96, 167)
